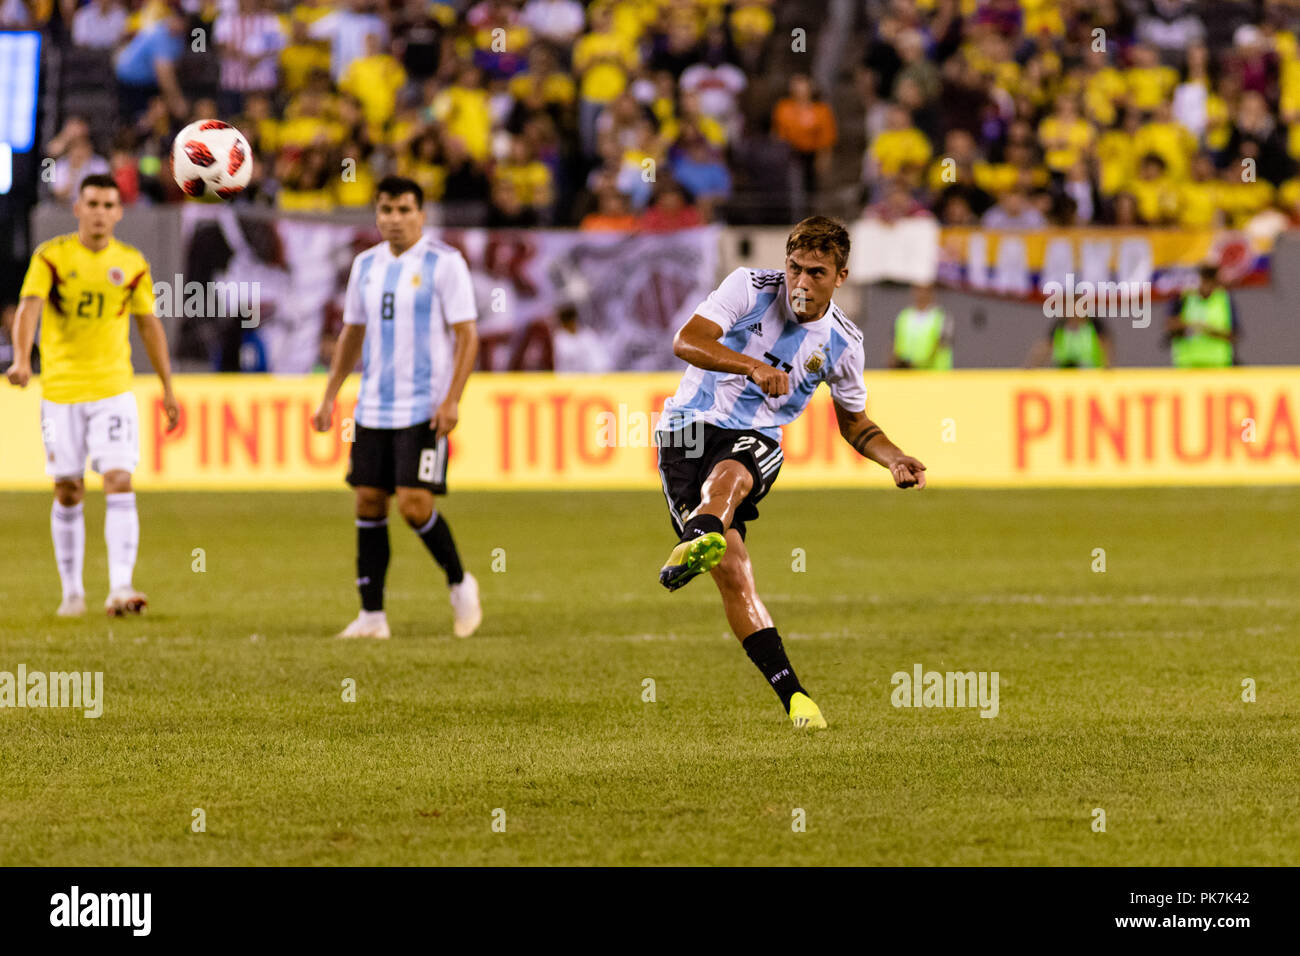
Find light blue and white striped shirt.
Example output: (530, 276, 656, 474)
(343, 235, 478, 430)
(657, 267, 867, 442)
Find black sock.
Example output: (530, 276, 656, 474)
(356, 517, 390, 612)
(680, 512, 725, 542)
(742, 627, 806, 711)
(412, 510, 465, 585)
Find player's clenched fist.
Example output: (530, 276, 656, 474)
(747, 363, 789, 397)
(888, 455, 927, 489)
(6, 363, 31, 387)
(311, 398, 334, 432)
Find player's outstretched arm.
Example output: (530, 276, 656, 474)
(134, 312, 180, 431)
(433, 320, 479, 439)
(5, 297, 42, 387)
(673, 314, 789, 396)
(312, 324, 366, 432)
(834, 401, 926, 489)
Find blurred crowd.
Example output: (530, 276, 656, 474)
(858, 0, 1300, 235)
(16, 0, 781, 225)
(13, 0, 1300, 233)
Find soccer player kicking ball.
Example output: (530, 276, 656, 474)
(313, 176, 482, 640)
(7, 174, 181, 617)
(655, 217, 926, 729)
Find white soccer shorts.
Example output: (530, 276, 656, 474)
(40, 391, 141, 479)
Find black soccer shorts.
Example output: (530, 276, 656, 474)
(347, 421, 449, 494)
(656, 423, 783, 540)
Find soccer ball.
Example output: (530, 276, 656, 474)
(171, 120, 253, 201)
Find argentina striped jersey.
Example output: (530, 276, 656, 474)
(657, 267, 867, 442)
(343, 235, 478, 429)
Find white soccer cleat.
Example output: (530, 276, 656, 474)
(57, 594, 87, 617)
(338, 610, 391, 640)
(104, 587, 147, 617)
(449, 572, 481, 638)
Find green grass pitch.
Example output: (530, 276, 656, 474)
(1, 487, 1297, 866)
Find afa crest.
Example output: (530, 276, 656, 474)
(803, 348, 825, 374)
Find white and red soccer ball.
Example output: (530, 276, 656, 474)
(171, 119, 253, 201)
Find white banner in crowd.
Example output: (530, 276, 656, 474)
(178, 205, 720, 373)
(848, 216, 940, 284)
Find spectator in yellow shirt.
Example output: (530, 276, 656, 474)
(278, 84, 346, 150)
(1038, 96, 1094, 175)
(1218, 159, 1275, 228)
(659, 91, 728, 149)
(279, 18, 332, 94)
(1080, 48, 1126, 127)
(508, 44, 577, 115)
(1096, 108, 1144, 196)
(399, 128, 448, 203)
(431, 66, 492, 162)
(290, 0, 331, 28)
(1124, 44, 1178, 112)
(596, 0, 656, 44)
(730, 0, 773, 41)
(1205, 74, 1238, 154)
(573, 4, 640, 155)
(339, 32, 407, 132)
(1179, 153, 1222, 228)
(1133, 102, 1196, 181)
(238, 92, 280, 157)
(492, 136, 554, 217)
(866, 103, 932, 182)
(1278, 175, 1300, 213)
(1130, 154, 1180, 225)
(335, 136, 377, 207)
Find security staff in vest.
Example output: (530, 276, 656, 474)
(890, 283, 954, 369)
(1167, 265, 1238, 367)
(1026, 313, 1112, 368)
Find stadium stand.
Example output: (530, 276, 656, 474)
(11, 0, 1300, 233)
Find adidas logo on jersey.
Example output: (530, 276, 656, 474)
(745, 321, 763, 335)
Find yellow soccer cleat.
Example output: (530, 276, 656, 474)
(788, 692, 827, 730)
(658, 531, 727, 591)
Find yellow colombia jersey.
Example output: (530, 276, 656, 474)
(19, 234, 154, 404)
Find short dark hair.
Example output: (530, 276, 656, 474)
(786, 216, 850, 272)
(376, 175, 423, 207)
(79, 174, 120, 195)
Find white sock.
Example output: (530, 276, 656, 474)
(51, 500, 85, 599)
(104, 492, 139, 591)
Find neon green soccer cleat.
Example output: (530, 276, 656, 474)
(788, 692, 828, 730)
(658, 531, 727, 591)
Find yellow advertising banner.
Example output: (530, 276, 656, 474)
(1, 370, 1298, 489)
